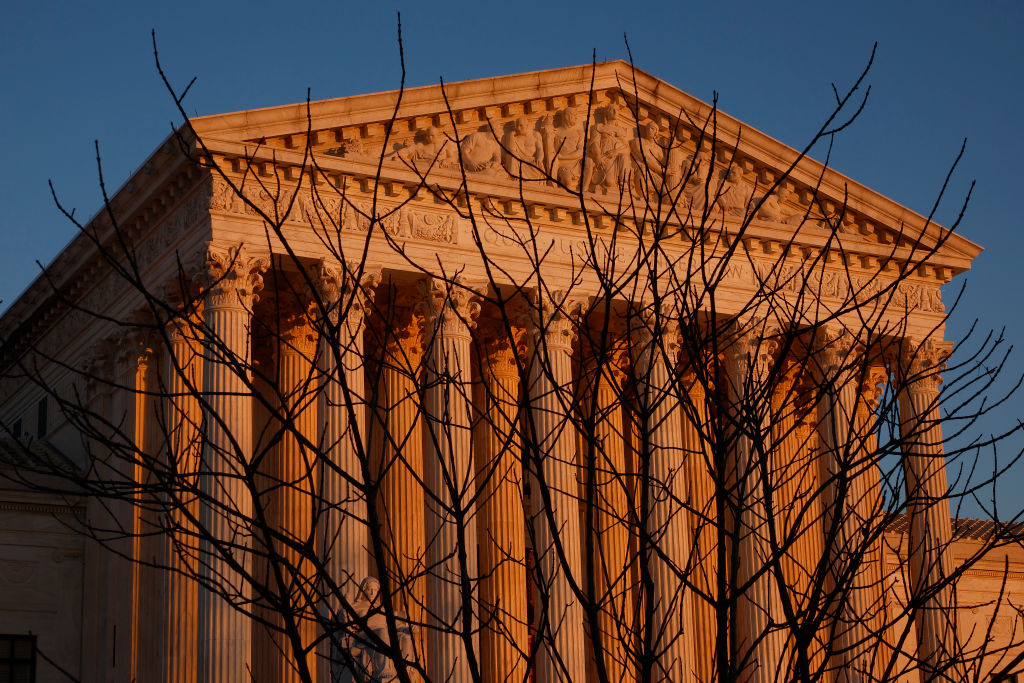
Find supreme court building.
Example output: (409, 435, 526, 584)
(0, 62, 1022, 682)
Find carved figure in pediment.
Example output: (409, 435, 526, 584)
(460, 128, 503, 174)
(502, 116, 545, 179)
(327, 137, 369, 159)
(715, 167, 754, 216)
(682, 153, 712, 211)
(540, 108, 586, 189)
(753, 185, 801, 224)
(402, 126, 457, 171)
(629, 120, 685, 197)
(583, 99, 632, 193)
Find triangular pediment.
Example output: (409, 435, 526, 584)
(190, 61, 981, 273)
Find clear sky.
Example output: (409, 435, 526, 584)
(1, 0, 1021, 517)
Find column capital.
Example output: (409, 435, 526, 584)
(82, 341, 114, 400)
(112, 326, 156, 380)
(894, 337, 952, 395)
(862, 365, 890, 412)
(278, 304, 317, 359)
(811, 323, 859, 369)
(723, 317, 780, 378)
(194, 243, 269, 312)
(679, 358, 709, 400)
(517, 288, 586, 353)
(478, 316, 527, 379)
(629, 307, 680, 347)
(416, 277, 483, 340)
(375, 298, 425, 366)
(314, 261, 381, 322)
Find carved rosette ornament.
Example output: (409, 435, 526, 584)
(195, 243, 270, 312)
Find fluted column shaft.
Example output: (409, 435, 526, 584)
(420, 279, 480, 683)
(634, 320, 696, 681)
(724, 332, 785, 683)
(770, 380, 804, 601)
(580, 346, 634, 683)
(856, 370, 888, 678)
(315, 265, 378, 683)
(814, 333, 877, 682)
(261, 314, 318, 683)
(896, 339, 960, 680)
(197, 244, 268, 682)
(774, 393, 831, 679)
(373, 306, 426, 658)
(477, 334, 528, 682)
(682, 373, 717, 683)
(156, 321, 201, 683)
(524, 294, 586, 683)
(133, 346, 160, 683)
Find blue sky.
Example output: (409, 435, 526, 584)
(1, 1, 1021, 516)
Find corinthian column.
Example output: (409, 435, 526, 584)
(418, 278, 481, 683)
(521, 290, 586, 683)
(723, 325, 785, 683)
(579, 333, 633, 683)
(812, 328, 878, 682)
(681, 365, 717, 683)
(857, 365, 889, 676)
(476, 325, 528, 683)
(156, 316, 201, 683)
(261, 305, 318, 683)
(195, 243, 268, 682)
(371, 298, 426, 659)
(314, 263, 379, 683)
(895, 337, 961, 681)
(770, 366, 826, 679)
(632, 313, 696, 681)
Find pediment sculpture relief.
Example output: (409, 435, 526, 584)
(301, 93, 889, 241)
(540, 107, 586, 188)
(460, 127, 503, 174)
(582, 98, 633, 193)
(502, 116, 546, 179)
(629, 119, 686, 196)
(401, 126, 458, 171)
(714, 166, 754, 216)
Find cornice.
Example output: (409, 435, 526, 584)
(0, 144, 209, 370)
(190, 60, 981, 268)
(202, 151, 961, 292)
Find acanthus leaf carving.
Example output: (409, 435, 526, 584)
(195, 243, 269, 311)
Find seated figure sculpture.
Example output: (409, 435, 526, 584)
(501, 116, 545, 179)
(583, 98, 632, 193)
(332, 577, 417, 683)
(629, 119, 684, 197)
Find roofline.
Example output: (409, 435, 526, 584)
(190, 60, 982, 262)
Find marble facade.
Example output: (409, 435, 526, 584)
(0, 62, 1020, 682)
